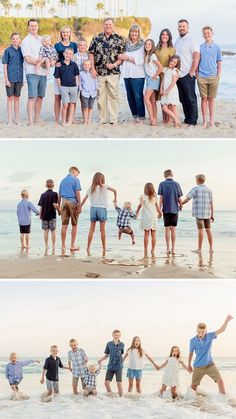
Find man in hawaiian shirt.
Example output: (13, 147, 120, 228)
(89, 18, 125, 124)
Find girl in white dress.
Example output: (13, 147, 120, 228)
(160, 55, 181, 128)
(136, 183, 162, 259)
(123, 336, 157, 394)
(158, 345, 189, 399)
(80, 172, 117, 256)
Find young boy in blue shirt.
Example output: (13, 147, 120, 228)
(17, 189, 39, 249)
(188, 315, 233, 394)
(2, 32, 24, 125)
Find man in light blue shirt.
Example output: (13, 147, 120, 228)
(58, 166, 82, 253)
(188, 315, 233, 394)
(197, 26, 222, 128)
(16, 189, 39, 249)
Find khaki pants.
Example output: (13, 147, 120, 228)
(97, 74, 120, 123)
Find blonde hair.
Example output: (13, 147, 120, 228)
(42, 34, 51, 42)
(196, 174, 205, 184)
(83, 59, 91, 69)
(91, 172, 105, 194)
(60, 26, 72, 41)
(124, 201, 132, 210)
(69, 338, 78, 344)
(9, 352, 17, 359)
(128, 24, 142, 43)
(21, 189, 29, 198)
(197, 322, 207, 330)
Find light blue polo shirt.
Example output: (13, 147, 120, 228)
(198, 42, 222, 77)
(59, 174, 81, 203)
(190, 332, 217, 367)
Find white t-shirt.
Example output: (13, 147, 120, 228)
(121, 46, 145, 79)
(144, 53, 158, 77)
(127, 348, 145, 370)
(87, 184, 109, 208)
(21, 33, 47, 76)
(175, 33, 200, 77)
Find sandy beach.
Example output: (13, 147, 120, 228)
(0, 79, 235, 138)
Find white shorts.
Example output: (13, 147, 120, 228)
(54, 77, 61, 95)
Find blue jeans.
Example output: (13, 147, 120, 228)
(124, 78, 145, 119)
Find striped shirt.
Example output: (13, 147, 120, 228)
(115, 206, 136, 228)
(84, 366, 101, 388)
(187, 184, 213, 219)
(68, 348, 88, 377)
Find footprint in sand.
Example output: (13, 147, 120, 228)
(85, 272, 101, 278)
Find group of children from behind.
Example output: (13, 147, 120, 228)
(17, 167, 214, 258)
(5, 315, 233, 400)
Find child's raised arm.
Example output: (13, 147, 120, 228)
(107, 186, 117, 204)
(215, 315, 233, 336)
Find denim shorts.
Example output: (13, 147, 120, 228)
(90, 207, 107, 222)
(46, 379, 59, 393)
(26, 74, 47, 98)
(146, 75, 160, 91)
(126, 368, 142, 379)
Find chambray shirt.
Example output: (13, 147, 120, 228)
(17, 199, 39, 226)
(59, 174, 81, 203)
(158, 178, 183, 214)
(2, 45, 24, 83)
(68, 348, 88, 377)
(6, 359, 34, 384)
(187, 184, 213, 219)
(105, 341, 125, 371)
(199, 42, 222, 78)
(190, 332, 216, 367)
(80, 70, 98, 98)
(83, 366, 101, 388)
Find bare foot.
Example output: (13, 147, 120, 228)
(132, 240, 135, 245)
(87, 248, 91, 256)
(70, 247, 80, 252)
(102, 249, 106, 257)
(202, 122, 207, 129)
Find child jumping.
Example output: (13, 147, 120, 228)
(17, 189, 39, 249)
(188, 315, 233, 395)
(38, 179, 59, 252)
(80, 172, 117, 256)
(144, 39, 163, 126)
(160, 55, 181, 127)
(136, 183, 162, 259)
(115, 201, 136, 245)
(36, 35, 58, 75)
(2, 32, 24, 125)
(83, 364, 101, 396)
(6, 353, 39, 393)
(182, 174, 214, 253)
(123, 336, 157, 394)
(158, 345, 189, 399)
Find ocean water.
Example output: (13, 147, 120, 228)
(0, 209, 236, 259)
(0, 357, 236, 418)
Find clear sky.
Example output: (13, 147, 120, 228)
(0, 280, 235, 357)
(16, 0, 236, 44)
(0, 140, 235, 210)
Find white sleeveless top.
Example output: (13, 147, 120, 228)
(127, 348, 145, 370)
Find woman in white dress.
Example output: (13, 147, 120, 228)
(136, 183, 162, 259)
(160, 55, 181, 127)
(158, 345, 189, 399)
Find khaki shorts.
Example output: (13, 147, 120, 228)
(197, 76, 219, 99)
(61, 199, 79, 226)
(196, 218, 211, 229)
(192, 363, 222, 387)
(72, 376, 85, 389)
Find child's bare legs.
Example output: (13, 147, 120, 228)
(87, 221, 96, 255)
(7, 96, 13, 125)
(44, 229, 49, 249)
(131, 231, 135, 245)
(171, 386, 178, 399)
(144, 89, 156, 125)
(151, 229, 156, 257)
(67, 103, 75, 126)
(165, 227, 171, 253)
(197, 228, 204, 252)
(136, 379, 141, 393)
(20, 233, 25, 249)
(100, 221, 106, 256)
(160, 384, 167, 395)
(83, 107, 89, 124)
(105, 380, 112, 394)
(14, 96, 20, 124)
(171, 105, 180, 127)
(128, 378, 134, 392)
(161, 105, 170, 124)
(88, 108, 93, 125)
(163, 104, 180, 127)
(171, 227, 176, 253)
(72, 381, 79, 395)
(118, 228, 122, 240)
(51, 230, 56, 250)
(54, 95, 61, 124)
(25, 233, 30, 249)
(150, 92, 157, 125)
(62, 103, 75, 126)
(208, 97, 215, 127)
(144, 229, 150, 258)
(117, 382, 123, 397)
(11, 384, 19, 392)
(217, 377, 226, 395)
(206, 227, 213, 252)
(201, 98, 208, 128)
(62, 103, 69, 126)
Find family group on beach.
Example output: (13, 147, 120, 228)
(2, 17, 222, 128)
(5, 315, 233, 402)
(17, 167, 214, 259)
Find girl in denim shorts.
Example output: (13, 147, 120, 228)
(80, 172, 117, 256)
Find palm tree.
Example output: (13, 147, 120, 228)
(67, 0, 76, 18)
(96, 2, 104, 20)
(58, 0, 66, 17)
(48, 6, 56, 16)
(0, 0, 13, 16)
(14, 1, 21, 16)
(26, 3, 33, 16)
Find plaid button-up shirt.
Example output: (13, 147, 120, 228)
(68, 348, 88, 377)
(115, 206, 136, 228)
(74, 52, 89, 72)
(84, 366, 101, 388)
(187, 184, 213, 219)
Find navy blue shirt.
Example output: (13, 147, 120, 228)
(158, 178, 183, 214)
(38, 190, 58, 221)
(2, 45, 24, 83)
(55, 61, 79, 87)
(105, 341, 124, 371)
(54, 41, 78, 63)
(43, 355, 64, 382)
